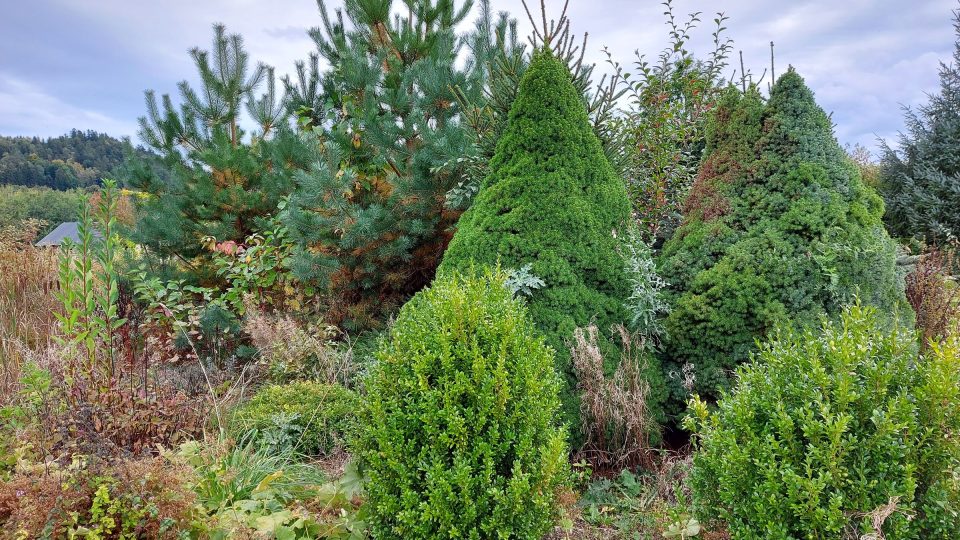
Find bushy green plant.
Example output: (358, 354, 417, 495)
(439, 50, 644, 425)
(175, 438, 368, 539)
(228, 381, 357, 456)
(357, 269, 570, 539)
(686, 303, 960, 539)
(658, 71, 907, 411)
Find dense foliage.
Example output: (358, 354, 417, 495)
(879, 8, 960, 243)
(450, 1, 628, 209)
(439, 50, 642, 424)
(658, 70, 907, 410)
(0, 130, 145, 190)
(0, 185, 80, 237)
(128, 24, 305, 285)
(284, 0, 496, 330)
(687, 304, 960, 539)
(619, 3, 733, 244)
(228, 381, 357, 456)
(4, 3, 960, 539)
(357, 269, 569, 539)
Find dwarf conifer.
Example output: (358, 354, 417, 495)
(659, 69, 907, 410)
(439, 50, 643, 423)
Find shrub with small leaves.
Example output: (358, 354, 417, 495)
(357, 268, 570, 539)
(228, 381, 357, 456)
(687, 303, 960, 539)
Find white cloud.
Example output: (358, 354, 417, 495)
(1, 0, 957, 157)
(0, 73, 137, 138)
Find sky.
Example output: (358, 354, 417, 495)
(0, 0, 957, 157)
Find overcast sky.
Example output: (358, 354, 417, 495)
(0, 0, 956, 157)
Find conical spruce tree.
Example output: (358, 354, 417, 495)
(658, 69, 908, 411)
(439, 49, 641, 423)
(879, 7, 960, 243)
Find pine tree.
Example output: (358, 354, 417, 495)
(879, 7, 960, 243)
(128, 24, 304, 284)
(438, 49, 641, 424)
(283, 0, 498, 330)
(658, 70, 907, 411)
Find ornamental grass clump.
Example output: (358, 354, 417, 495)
(357, 268, 570, 540)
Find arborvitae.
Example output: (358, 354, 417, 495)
(659, 69, 907, 411)
(879, 7, 960, 243)
(283, 0, 496, 331)
(439, 50, 639, 423)
(128, 24, 303, 284)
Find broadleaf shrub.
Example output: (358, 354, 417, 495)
(228, 381, 357, 456)
(357, 268, 570, 539)
(686, 303, 960, 539)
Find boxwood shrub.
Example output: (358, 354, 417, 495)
(356, 268, 570, 539)
(687, 303, 960, 539)
(228, 381, 357, 456)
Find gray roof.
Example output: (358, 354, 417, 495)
(35, 222, 102, 247)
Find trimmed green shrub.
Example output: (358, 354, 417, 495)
(357, 268, 570, 540)
(687, 303, 960, 539)
(658, 70, 908, 410)
(228, 381, 357, 456)
(438, 49, 641, 423)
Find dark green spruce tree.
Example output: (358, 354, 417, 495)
(438, 49, 648, 427)
(129, 24, 307, 284)
(658, 70, 908, 413)
(283, 0, 501, 330)
(879, 7, 960, 243)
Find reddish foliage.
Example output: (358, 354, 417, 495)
(0, 456, 196, 539)
(905, 245, 959, 347)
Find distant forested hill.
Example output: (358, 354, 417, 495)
(0, 130, 150, 190)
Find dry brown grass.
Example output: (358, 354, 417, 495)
(571, 324, 661, 470)
(0, 219, 61, 401)
(905, 244, 959, 347)
(244, 305, 356, 387)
